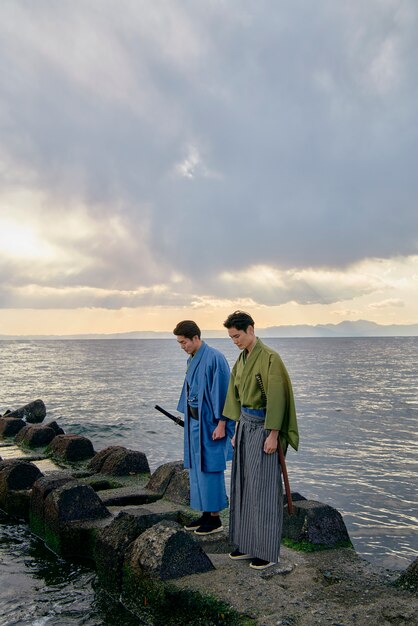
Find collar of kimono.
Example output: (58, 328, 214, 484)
(243, 337, 262, 363)
(186, 340, 207, 377)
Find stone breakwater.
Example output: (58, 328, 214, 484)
(0, 400, 417, 626)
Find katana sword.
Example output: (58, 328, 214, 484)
(255, 374, 294, 515)
(154, 404, 185, 427)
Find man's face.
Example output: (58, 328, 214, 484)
(228, 326, 255, 350)
(176, 335, 200, 355)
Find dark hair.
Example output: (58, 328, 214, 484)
(223, 310, 255, 331)
(173, 320, 201, 340)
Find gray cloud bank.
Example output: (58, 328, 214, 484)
(0, 1, 417, 309)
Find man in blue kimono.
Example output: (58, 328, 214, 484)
(174, 320, 234, 535)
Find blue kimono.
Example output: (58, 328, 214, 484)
(177, 342, 234, 511)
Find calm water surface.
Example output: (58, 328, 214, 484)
(0, 337, 417, 624)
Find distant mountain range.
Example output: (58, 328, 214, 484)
(1, 320, 417, 340)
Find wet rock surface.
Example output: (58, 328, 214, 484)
(47, 434, 95, 461)
(283, 499, 351, 547)
(0, 417, 26, 437)
(0, 459, 43, 491)
(29, 473, 75, 536)
(6, 399, 46, 423)
(44, 482, 110, 524)
(15, 424, 57, 447)
(44, 420, 65, 436)
(396, 556, 418, 592)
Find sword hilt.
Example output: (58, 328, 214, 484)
(255, 374, 267, 405)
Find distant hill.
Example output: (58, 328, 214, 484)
(0, 320, 417, 340)
(258, 320, 418, 338)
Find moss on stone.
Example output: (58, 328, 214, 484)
(121, 563, 253, 625)
(282, 537, 353, 552)
(29, 511, 44, 538)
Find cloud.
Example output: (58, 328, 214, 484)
(369, 298, 404, 309)
(0, 1, 417, 317)
(218, 262, 381, 306)
(173, 143, 221, 180)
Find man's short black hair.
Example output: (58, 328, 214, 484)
(173, 320, 201, 340)
(223, 310, 255, 332)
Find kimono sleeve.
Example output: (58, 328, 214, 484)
(208, 352, 230, 420)
(264, 354, 287, 431)
(222, 363, 241, 421)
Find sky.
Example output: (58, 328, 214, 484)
(0, 0, 417, 335)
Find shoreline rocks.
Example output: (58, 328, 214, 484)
(1, 398, 417, 625)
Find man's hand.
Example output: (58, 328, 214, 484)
(212, 421, 226, 440)
(264, 430, 279, 454)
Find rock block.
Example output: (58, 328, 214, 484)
(0, 459, 43, 491)
(396, 556, 418, 592)
(87, 446, 124, 472)
(15, 424, 56, 447)
(29, 473, 75, 537)
(146, 460, 184, 494)
(164, 468, 190, 506)
(125, 519, 214, 581)
(282, 499, 352, 547)
(98, 485, 161, 507)
(0, 417, 26, 437)
(0, 460, 43, 517)
(43, 481, 110, 556)
(45, 421, 65, 436)
(44, 482, 110, 525)
(285, 491, 307, 504)
(7, 399, 46, 423)
(47, 434, 95, 461)
(95, 506, 180, 592)
(89, 447, 150, 476)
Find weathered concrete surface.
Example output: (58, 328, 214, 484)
(146, 460, 184, 494)
(164, 467, 190, 506)
(6, 399, 46, 423)
(45, 420, 65, 436)
(286, 491, 307, 504)
(0, 459, 43, 518)
(126, 520, 214, 581)
(0, 417, 26, 437)
(15, 424, 57, 447)
(43, 481, 110, 556)
(0, 459, 43, 491)
(95, 447, 150, 476)
(0, 445, 63, 478)
(87, 446, 124, 472)
(282, 499, 352, 547)
(119, 521, 247, 626)
(47, 434, 95, 461)
(173, 547, 418, 626)
(97, 484, 162, 507)
(396, 556, 418, 592)
(29, 473, 75, 537)
(95, 506, 181, 592)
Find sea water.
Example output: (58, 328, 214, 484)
(0, 337, 417, 624)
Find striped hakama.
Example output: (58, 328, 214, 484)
(229, 408, 283, 562)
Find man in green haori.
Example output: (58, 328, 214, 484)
(223, 311, 299, 570)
